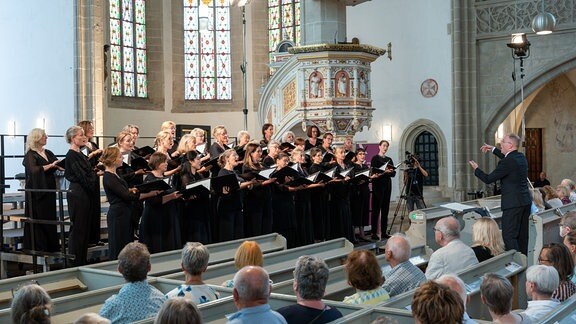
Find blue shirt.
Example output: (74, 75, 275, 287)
(383, 260, 427, 296)
(99, 281, 165, 323)
(226, 304, 287, 324)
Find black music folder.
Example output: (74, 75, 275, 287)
(181, 178, 211, 198)
(133, 146, 155, 158)
(210, 173, 240, 193)
(136, 178, 172, 193)
(272, 166, 302, 184)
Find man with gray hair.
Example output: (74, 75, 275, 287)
(560, 179, 576, 202)
(99, 242, 165, 323)
(382, 234, 426, 296)
(560, 211, 576, 238)
(227, 266, 287, 324)
(277, 256, 343, 323)
(165, 242, 220, 304)
(425, 216, 478, 279)
(437, 274, 477, 324)
(516, 265, 561, 322)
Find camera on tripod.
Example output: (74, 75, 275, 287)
(404, 151, 418, 166)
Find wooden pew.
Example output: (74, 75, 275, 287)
(0, 268, 125, 310)
(405, 196, 502, 250)
(378, 250, 526, 321)
(162, 238, 354, 286)
(332, 306, 418, 324)
(528, 202, 576, 266)
(131, 293, 367, 324)
(271, 244, 433, 301)
(0, 277, 232, 323)
(86, 233, 287, 276)
(539, 293, 576, 324)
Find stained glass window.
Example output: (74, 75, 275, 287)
(110, 0, 147, 98)
(184, 0, 231, 100)
(268, 0, 300, 62)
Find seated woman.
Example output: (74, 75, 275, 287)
(471, 217, 505, 263)
(538, 243, 576, 301)
(557, 185, 572, 205)
(412, 281, 464, 324)
(480, 273, 523, 324)
(11, 283, 52, 324)
(155, 298, 202, 324)
(166, 242, 220, 304)
(343, 250, 390, 305)
(222, 241, 263, 288)
(543, 185, 563, 208)
(530, 188, 546, 214)
(564, 230, 576, 284)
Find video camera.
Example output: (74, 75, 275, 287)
(404, 151, 419, 166)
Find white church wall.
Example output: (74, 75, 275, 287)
(347, 0, 453, 199)
(0, 1, 74, 192)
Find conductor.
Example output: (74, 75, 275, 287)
(468, 134, 531, 255)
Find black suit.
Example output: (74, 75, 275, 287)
(474, 148, 531, 254)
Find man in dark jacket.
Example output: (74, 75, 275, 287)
(469, 133, 531, 255)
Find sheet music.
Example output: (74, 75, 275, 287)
(186, 178, 211, 190)
(440, 202, 475, 212)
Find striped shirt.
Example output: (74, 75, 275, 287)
(551, 280, 576, 302)
(343, 287, 390, 305)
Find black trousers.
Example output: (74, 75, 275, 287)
(67, 184, 93, 266)
(501, 204, 531, 255)
(371, 183, 392, 235)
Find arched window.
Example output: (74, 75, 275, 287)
(414, 131, 439, 186)
(109, 0, 148, 98)
(184, 0, 231, 100)
(268, 0, 300, 63)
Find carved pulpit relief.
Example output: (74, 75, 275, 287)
(309, 71, 324, 98)
(335, 71, 349, 98)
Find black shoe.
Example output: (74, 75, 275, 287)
(371, 234, 380, 241)
(381, 233, 391, 239)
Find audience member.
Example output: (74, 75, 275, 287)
(411, 280, 464, 324)
(534, 171, 551, 188)
(538, 243, 576, 301)
(436, 274, 477, 324)
(74, 313, 111, 324)
(277, 256, 343, 323)
(382, 234, 426, 296)
(425, 216, 478, 279)
(471, 217, 505, 263)
(166, 242, 220, 304)
(543, 185, 562, 208)
(155, 298, 202, 324)
(343, 250, 390, 304)
(517, 265, 561, 322)
(99, 242, 165, 322)
(222, 241, 264, 288)
(560, 178, 576, 202)
(11, 283, 52, 324)
(560, 211, 576, 238)
(556, 185, 572, 205)
(530, 188, 545, 214)
(480, 273, 523, 324)
(563, 230, 576, 284)
(226, 266, 287, 323)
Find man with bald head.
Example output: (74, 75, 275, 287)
(437, 274, 477, 324)
(226, 266, 287, 324)
(382, 234, 426, 296)
(469, 133, 531, 254)
(425, 216, 478, 280)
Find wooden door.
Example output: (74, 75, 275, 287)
(525, 128, 543, 182)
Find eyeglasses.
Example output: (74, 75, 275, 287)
(538, 257, 551, 264)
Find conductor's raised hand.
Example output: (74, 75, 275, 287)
(480, 143, 494, 153)
(468, 160, 479, 170)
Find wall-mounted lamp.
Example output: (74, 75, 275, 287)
(497, 123, 505, 141)
(506, 33, 531, 59)
(382, 124, 392, 142)
(37, 117, 46, 130)
(532, 1, 557, 35)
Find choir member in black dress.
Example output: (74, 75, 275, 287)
(327, 147, 355, 242)
(290, 148, 316, 246)
(121, 124, 140, 149)
(370, 140, 396, 241)
(242, 143, 276, 237)
(161, 120, 180, 159)
(260, 123, 274, 147)
(308, 148, 328, 241)
(216, 149, 255, 242)
(154, 130, 181, 178)
(100, 147, 159, 260)
(78, 120, 104, 246)
(178, 150, 211, 244)
(343, 136, 354, 164)
(64, 126, 99, 266)
(139, 152, 183, 253)
(262, 140, 280, 168)
(22, 128, 62, 252)
(350, 148, 372, 241)
(320, 132, 334, 155)
(281, 131, 295, 145)
(191, 127, 208, 157)
(304, 125, 322, 150)
(209, 125, 230, 177)
(236, 130, 251, 149)
(115, 131, 146, 237)
(271, 153, 299, 248)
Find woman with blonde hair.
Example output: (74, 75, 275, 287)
(543, 185, 563, 208)
(471, 217, 505, 262)
(222, 241, 263, 288)
(530, 188, 545, 214)
(22, 128, 63, 252)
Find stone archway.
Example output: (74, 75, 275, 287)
(399, 119, 449, 195)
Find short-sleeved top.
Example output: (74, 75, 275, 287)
(472, 245, 494, 263)
(99, 281, 165, 323)
(343, 287, 390, 305)
(165, 284, 220, 304)
(277, 304, 343, 324)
